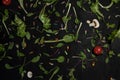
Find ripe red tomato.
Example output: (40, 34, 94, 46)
(2, 0, 11, 6)
(93, 46, 103, 55)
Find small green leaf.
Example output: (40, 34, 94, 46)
(56, 43, 64, 48)
(56, 56, 65, 63)
(26, 32, 31, 40)
(117, 54, 120, 57)
(79, 51, 86, 60)
(34, 38, 40, 44)
(82, 64, 86, 69)
(31, 56, 40, 63)
(106, 23, 115, 28)
(63, 34, 75, 43)
(26, 13, 34, 17)
(5, 64, 13, 69)
(0, 44, 5, 52)
(105, 57, 109, 63)
(39, 64, 48, 74)
(76, 1, 82, 8)
(8, 42, 14, 50)
(7, 56, 13, 60)
(17, 50, 25, 57)
(21, 39, 27, 49)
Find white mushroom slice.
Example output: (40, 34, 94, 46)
(86, 20, 91, 24)
(92, 19, 100, 28)
(27, 71, 33, 78)
(89, 22, 95, 27)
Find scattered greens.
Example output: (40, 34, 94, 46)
(0, 0, 120, 79)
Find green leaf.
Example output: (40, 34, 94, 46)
(34, 38, 40, 44)
(8, 42, 14, 50)
(56, 43, 64, 48)
(68, 68, 76, 80)
(26, 32, 31, 40)
(21, 39, 27, 49)
(55, 11, 61, 17)
(44, 29, 58, 34)
(39, 13, 51, 29)
(76, 1, 82, 8)
(63, 34, 75, 43)
(0, 44, 5, 52)
(39, 65, 48, 74)
(56, 56, 65, 63)
(14, 15, 27, 38)
(31, 56, 40, 63)
(33, 0, 39, 8)
(112, 0, 120, 3)
(57, 75, 63, 80)
(106, 23, 115, 28)
(117, 54, 120, 57)
(7, 56, 13, 60)
(105, 57, 109, 63)
(82, 64, 86, 69)
(3, 9, 9, 21)
(79, 51, 86, 60)
(17, 50, 25, 57)
(5, 64, 13, 69)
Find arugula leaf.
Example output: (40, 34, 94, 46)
(39, 13, 51, 29)
(14, 15, 27, 38)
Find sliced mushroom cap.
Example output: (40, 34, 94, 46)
(92, 19, 100, 28)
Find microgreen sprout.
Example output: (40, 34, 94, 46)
(51, 56, 65, 63)
(44, 34, 75, 43)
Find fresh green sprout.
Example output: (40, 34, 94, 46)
(51, 56, 65, 63)
(75, 22, 82, 40)
(44, 34, 75, 43)
(68, 68, 76, 80)
(62, 3, 71, 30)
(98, 0, 120, 10)
(49, 66, 60, 80)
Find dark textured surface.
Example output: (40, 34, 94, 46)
(0, 0, 120, 80)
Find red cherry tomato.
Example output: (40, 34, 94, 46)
(93, 46, 103, 55)
(2, 0, 11, 6)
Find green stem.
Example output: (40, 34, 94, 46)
(75, 22, 82, 40)
(2, 20, 10, 35)
(64, 3, 71, 30)
(73, 6, 77, 18)
(44, 39, 63, 43)
(0, 52, 6, 61)
(98, 1, 113, 9)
